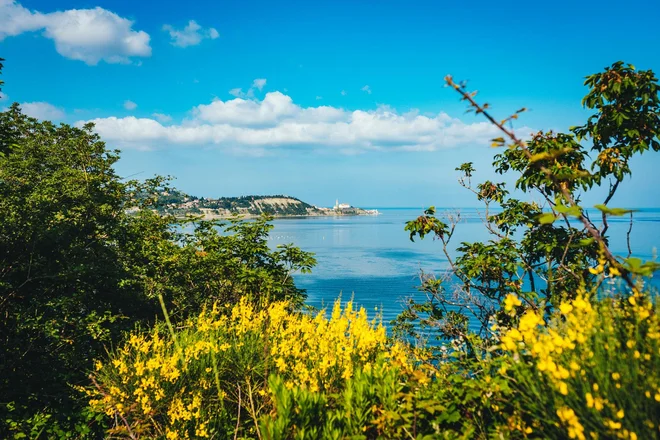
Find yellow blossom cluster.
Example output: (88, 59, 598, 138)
(86, 297, 414, 438)
(268, 299, 410, 391)
(501, 290, 660, 440)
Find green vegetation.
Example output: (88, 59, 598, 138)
(0, 61, 315, 436)
(151, 191, 321, 217)
(1, 58, 659, 439)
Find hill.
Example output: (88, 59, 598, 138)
(152, 191, 377, 218)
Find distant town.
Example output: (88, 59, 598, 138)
(150, 191, 379, 218)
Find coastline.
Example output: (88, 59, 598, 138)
(174, 209, 380, 220)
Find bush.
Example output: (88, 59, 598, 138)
(499, 289, 660, 439)
(86, 299, 415, 438)
(0, 98, 314, 435)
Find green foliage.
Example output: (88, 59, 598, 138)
(262, 361, 434, 440)
(0, 98, 314, 436)
(0, 105, 156, 435)
(399, 61, 660, 353)
(154, 192, 319, 217)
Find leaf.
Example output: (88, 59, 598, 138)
(594, 204, 636, 216)
(537, 213, 557, 225)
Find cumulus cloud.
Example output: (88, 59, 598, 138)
(163, 20, 219, 47)
(21, 101, 65, 120)
(0, 0, 151, 65)
(340, 90, 347, 96)
(123, 100, 137, 110)
(79, 91, 533, 154)
(361, 85, 372, 94)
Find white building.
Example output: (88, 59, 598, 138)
(334, 199, 351, 210)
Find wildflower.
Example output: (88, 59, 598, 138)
(585, 393, 594, 408)
(560, 303, 574, 314)
(606, 420, 621, 430)
(558, 382, 568, 395)
(504, 294, 522, 313)
(556, 407, 586, 440)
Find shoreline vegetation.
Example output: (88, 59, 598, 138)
(149, 191, 380, 219)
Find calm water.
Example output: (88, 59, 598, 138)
(268, 208, 660, 324)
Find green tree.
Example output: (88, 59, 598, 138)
(399, 61, 660, 354)
(0, 105, 157, 435)
(0, 65, 315, 435)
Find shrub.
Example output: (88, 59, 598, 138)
(86, 298, 414, 438)
(499, 289, 660, 439)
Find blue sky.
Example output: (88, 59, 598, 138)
(1, 0, 659, 207)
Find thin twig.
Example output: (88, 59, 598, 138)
(626, 212, 634, 258)
(234, 385, 242, 440)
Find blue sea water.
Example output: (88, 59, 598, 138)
(268, 208, 660, 325)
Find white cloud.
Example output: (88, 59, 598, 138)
(0, 91, 8, 102)
(252, 78, 267, 91)
(79, 90, 533, 154)
(0, 0, 151, 65)
(152, 113, 172, 123)
(315, 96, 323, 100)
(21, 101, 65, 120)
(228, 78, 268, 99)
(229, 88, 243, 98)
(123, 100, 137, 110)
(163, 20, 218, 47)
(340, 90, 347, 96)
(361, 85, 372, 94)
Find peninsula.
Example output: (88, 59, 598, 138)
(152, 191, 379, 218)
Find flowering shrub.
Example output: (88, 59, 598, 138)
(500, 290, 660, 439)
(86, 298, 414, 438)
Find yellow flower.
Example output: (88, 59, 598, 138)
(585, 393, 594, 408)
(504, 294, 522, 313)
(556, 407, 585, 440)
(611, 372, 620, 381)
(606, 420, 621, 430)
(560, 303, 574, 314)
(558, 381, 568, 395)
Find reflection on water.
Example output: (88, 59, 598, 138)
(269, 208, 660, 325)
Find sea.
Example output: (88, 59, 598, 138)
(267, 208, 660, 325)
